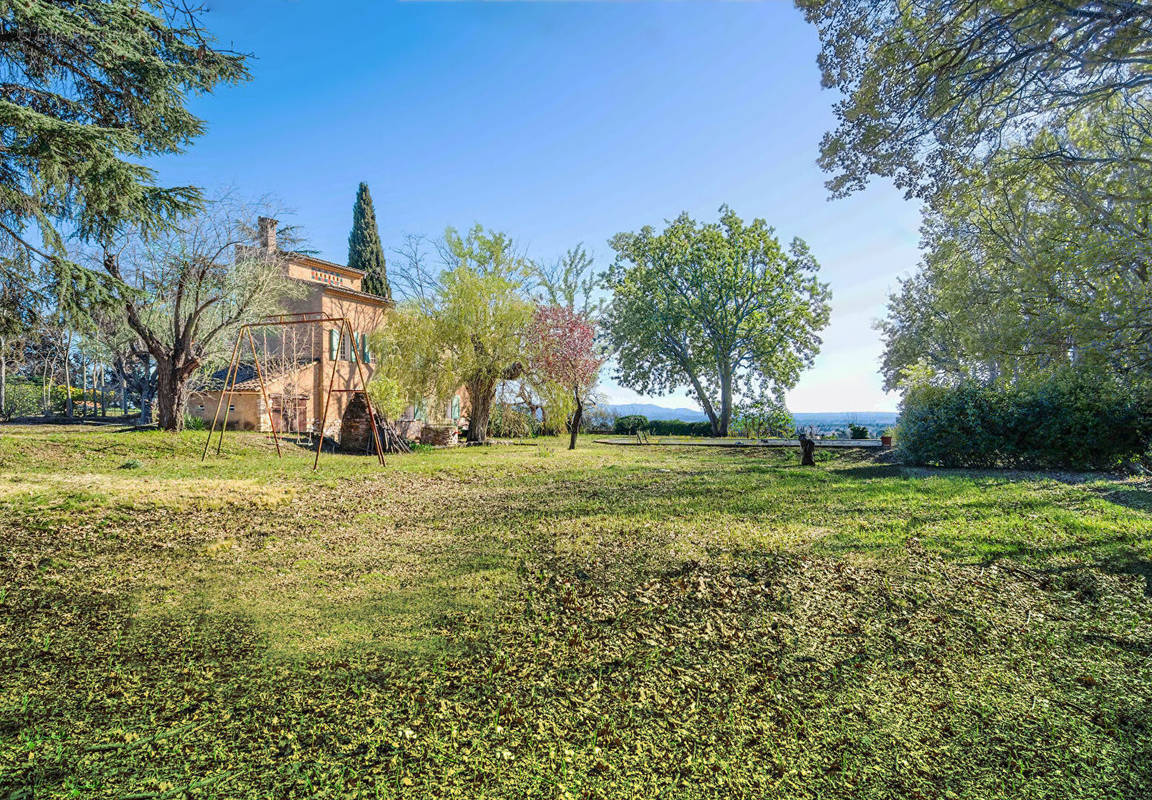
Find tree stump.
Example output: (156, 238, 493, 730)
(799, 434, 816, 466)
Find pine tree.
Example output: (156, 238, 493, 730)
(348, 183, 391, 300)
(0, 1, 250, 301)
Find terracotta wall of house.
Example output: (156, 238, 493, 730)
(188, 392, 262, 431)
(313, 293, 388, 435)
(285, 259, 364, 293)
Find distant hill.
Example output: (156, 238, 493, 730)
(601, 404, 898, 431)
(603, 403, 707, 421)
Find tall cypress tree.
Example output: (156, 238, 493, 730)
(348, 183, 391, 300)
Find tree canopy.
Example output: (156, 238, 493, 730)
(801, 1, 1152, 392)
(371, 225, 534, 443)
(0, 0, 249, 299)
(799, 0, 1152, 201)
(526, 305, 604, 449)
(604, 206, 831, 437)
(101, 198, 299, 430)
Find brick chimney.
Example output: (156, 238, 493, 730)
(257, 216, 277, 251)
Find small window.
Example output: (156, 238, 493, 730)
(228, 405, 235, 412)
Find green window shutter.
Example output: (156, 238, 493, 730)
(415, 401, 425, 421)
(349, 330, 357, 363)
(361, 333, 371, 364)
(451, 395, 460, 419)
(329, 329, 338, 360)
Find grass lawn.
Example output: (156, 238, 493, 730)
(1, 426, 1151, 799)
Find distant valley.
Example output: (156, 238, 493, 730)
(601, 404, 898, 432)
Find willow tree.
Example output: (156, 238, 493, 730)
(604, 206, 831, 437)
(372, 225, 533, 443)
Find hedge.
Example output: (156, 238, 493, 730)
(613, 415, 649, 434)
(898, 369, 1152, 470)
(646, 419, 713, 436)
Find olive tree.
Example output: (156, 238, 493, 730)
(101, 198, 299, 431)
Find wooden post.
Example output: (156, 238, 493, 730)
(799, 433, 816, 466)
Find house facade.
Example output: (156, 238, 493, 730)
(190, 217, 469, 444)
(188, 218, 378, 438)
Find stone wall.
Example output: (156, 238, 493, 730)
(338, 392, 374, 453)
(419, 424, 458, 447)
(393, 419, 424, 441)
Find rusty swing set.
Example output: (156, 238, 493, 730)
(201, 311, 385, 469)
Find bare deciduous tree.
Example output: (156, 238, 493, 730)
(99, 196, 301, 431)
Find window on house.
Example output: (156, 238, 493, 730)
(228, 405, 235, 412)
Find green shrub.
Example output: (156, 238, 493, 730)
(689, 421, 714, 437)
(2, 379, 42, 419)
(898, 369, 1152, 470)
(182, 414, 208, 430)
(647, 419, 693, 436)
(848, 423, 870, 439)
(614, 415, 649, 435)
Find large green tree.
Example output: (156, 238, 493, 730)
(879, 119, 1152, 390)
(604, 207, 831, 437)
(0, 0, 249, 298)
(347, 182, 391, 299)
(802, 1, 1152, 391)
(799, 0, 1152, 201)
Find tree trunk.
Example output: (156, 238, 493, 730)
(682, 365, 720, 437)
(63, 332, 74, 418)
(139, 354, 153, 424)
(80, 355, 88, 418)
(718, 370, 732, 437)
(568, 391, 583, 450)
(0, 335, 6, 419)
(119, 363, 128, 415)
(41, 359, 50, 415)
(154, 358, 188, 432)
(465, 377, 495, 443)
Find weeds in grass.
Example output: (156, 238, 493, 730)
(0, 427, 1150, 798)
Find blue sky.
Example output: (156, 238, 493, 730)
(152, 0, 921, 412)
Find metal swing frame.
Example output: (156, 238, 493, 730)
(201, 311, 385, 469)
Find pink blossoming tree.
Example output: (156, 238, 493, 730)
(527, 305, 605, 450)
